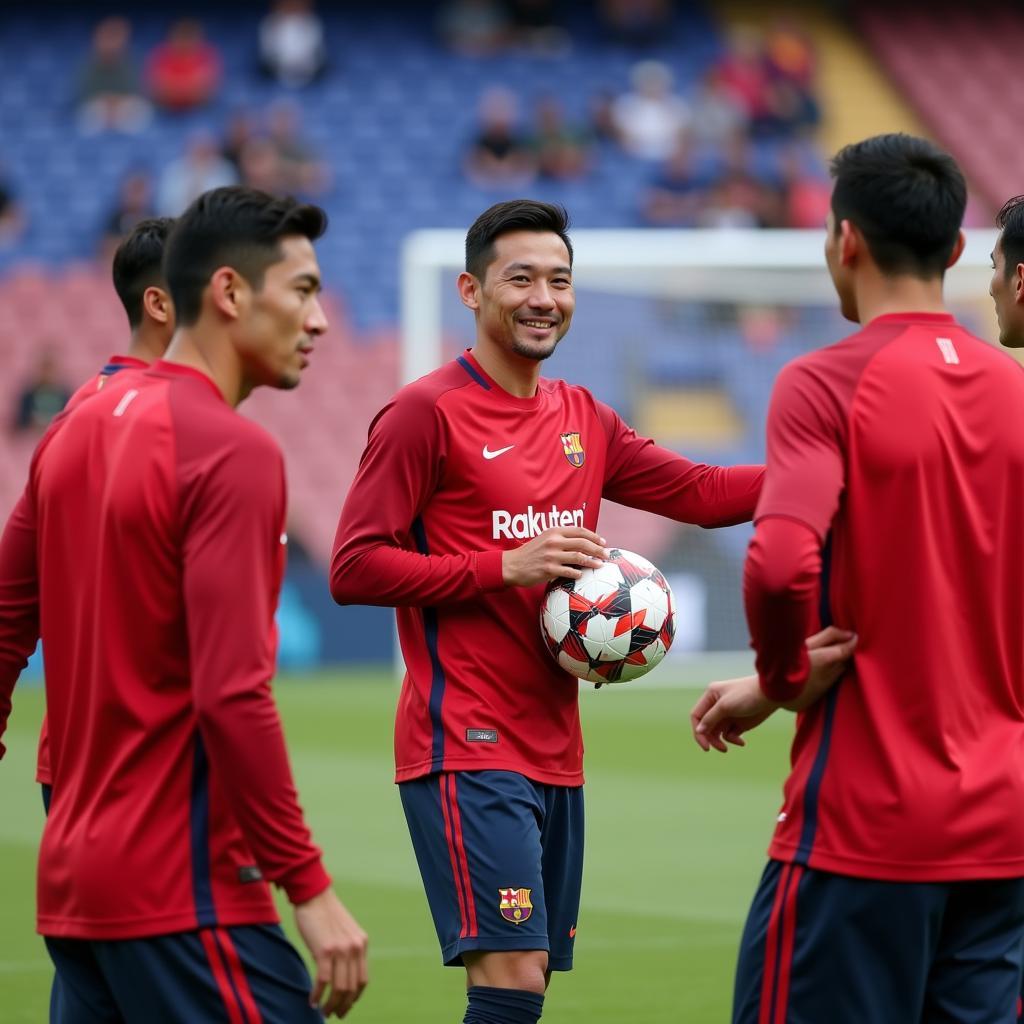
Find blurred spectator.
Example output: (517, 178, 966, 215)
(507, 0, 570, 55)
(436, 0, 511, 56)
(0, 169, 26, 248)
(588, 89, 619, 143)
(146, 19, 223, 112)
(13, 352, 71, 434)
(267, 101, 331, 195)
(750, 77, 819, 140)
(687, 68, 748, 148)
(531, 96, 592, 180)
(776, 146, 831, 228)
(641, 138, 705, 227)
(598, 0, 673, 47)
(100, 170, 155, 263)
(237, 139, 287, 194)
(222, 109, 259, 175)
(157, 133, 237, 215)
(76, 17, 152, 134)
(259, 0, 326, 89)
(764, 19, 815, 92)
(716, 29, 771, 123)
(464, 88, 537, 188)
(611, 61, 690, 161)
(699, 134, 778, 228)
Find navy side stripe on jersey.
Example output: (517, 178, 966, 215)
(412, 516, 448, 772)
(190, 735, 216, 927)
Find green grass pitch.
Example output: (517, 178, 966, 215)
(0, 661, 794, 1022)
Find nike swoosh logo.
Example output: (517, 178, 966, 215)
(569, 925, 577, 938)
(482, 444, 515, 460)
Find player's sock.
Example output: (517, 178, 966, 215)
(463, 985, 544, 1023)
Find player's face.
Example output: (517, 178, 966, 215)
(475, 231, 575, 361)
(824, 210, 858, 323)
(237, 235, 327, 390)
(989, 234, 1024, 348)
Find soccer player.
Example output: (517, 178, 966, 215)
(0, 187, 368, 1021)
(990, 194, 1024, 350)
(690, 134, 1024, 1023)
(330, 199, 763, 1024)
(34, 216, 178, 809)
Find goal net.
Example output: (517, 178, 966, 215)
(400, 228, 1000, 659)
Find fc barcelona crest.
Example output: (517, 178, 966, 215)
(498, 887, 533, 925)
(560, 432, 585, 468)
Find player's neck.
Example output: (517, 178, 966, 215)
(471, 342, 542, 398)
(126, 327, 167, 366)
(163, 328, 246, 406)
(853, 272, 948, 325)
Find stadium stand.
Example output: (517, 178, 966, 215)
(857, 2, 1024, 214)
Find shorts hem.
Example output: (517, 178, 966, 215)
(442, 935, 551, 967)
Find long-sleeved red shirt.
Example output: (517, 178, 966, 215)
(332, 351, 762, 786)
(31, 353, 149, 786)
(748, 313, 1024, 880)
(0, 360, 329, 938)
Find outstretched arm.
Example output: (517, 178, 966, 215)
(596, 400, 763, 527)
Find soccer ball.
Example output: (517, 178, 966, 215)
(540, 548, 675, 684)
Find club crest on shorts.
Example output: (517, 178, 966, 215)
(498, 887, 533, 925)
(560, 432, 585, 468)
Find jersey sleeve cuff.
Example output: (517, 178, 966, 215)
(278, 859, 332, 906)
(474, 549, 506, 593)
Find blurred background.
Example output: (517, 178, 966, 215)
(0, 0, 1014, 668)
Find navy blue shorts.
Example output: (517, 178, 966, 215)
(45, 923, 320, 1024)
(399, 770, 584, 970)
(734, 859, 1024, 1024)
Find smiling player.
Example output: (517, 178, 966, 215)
(331, 199, 766, 1024)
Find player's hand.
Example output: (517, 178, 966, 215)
(294, 887, 369, 1018)
(690, 674, 773, 752)
(690, 627, 857, 751)
(501, 527, 609, 587)
(786, 626, 857, 711)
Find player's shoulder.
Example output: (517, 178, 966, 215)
(386, 356, 486, 416)
(151, 365, 283, 464)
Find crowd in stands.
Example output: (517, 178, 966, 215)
(456, 16, 826, 229)
(1, 1, 831, 327)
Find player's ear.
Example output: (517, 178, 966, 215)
(945, 230, 966, 270)
(1014, 262, 1024, 305)
(837, 218, 859, 267)
(457, 271, 481, 312)
(142, 286, 172, 325)
(209, 266, 245, 320)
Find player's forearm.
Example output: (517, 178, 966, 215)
(744, 517, 821, 703)
(0, 493, 41, 759)
(330, 540, 505, 607)
(194, 679, 331, 904)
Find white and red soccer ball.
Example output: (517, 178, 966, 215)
(540, 548, 675, 684)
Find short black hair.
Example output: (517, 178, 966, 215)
(112, 217, 175, 328)
(164, 186, 327, 327)
(465, 199, 573, 280)
(830, 133, 966, 278)
(997, 195, 1024, 279)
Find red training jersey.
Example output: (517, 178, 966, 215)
(35, 354, 149, 786)
(748, 312, 1024, 881)
(0, 360, 329, 938)
(332, 351, 763, 786)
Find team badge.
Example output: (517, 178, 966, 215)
(560, 432, 585, 468)
(498, 887, 533, 925)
